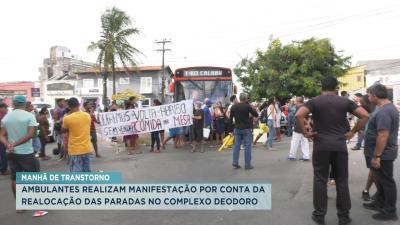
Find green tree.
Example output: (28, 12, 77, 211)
(234, 38, 351, 102)
(88, 7, 141, 106)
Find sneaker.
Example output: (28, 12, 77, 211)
(328, 179, 336, 185)
(311, 215, 325, 225)
(287, 157, 296, 161)
(362, 190, 371, 201)
(363, 202, 382, 211)
(339, 216, 352, 225)
(245, 166, 254, 170)
(299, 158, 310, 161)
(232, 165, 241, 169)
(372, 212, 398, 221)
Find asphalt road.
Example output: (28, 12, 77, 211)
(0, 135, 399, 225)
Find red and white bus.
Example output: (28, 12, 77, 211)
(172, 66, 234, 104)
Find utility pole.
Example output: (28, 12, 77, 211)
(155, 39, 171, 103)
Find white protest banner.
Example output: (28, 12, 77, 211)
(99, 100, 193, 137)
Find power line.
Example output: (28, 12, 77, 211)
(222, 6, 400, 48)
(155, 39, 171, 103)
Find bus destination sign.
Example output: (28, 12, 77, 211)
(176, 68, 231, 77)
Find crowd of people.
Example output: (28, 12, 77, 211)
(0, 92, 290, 180)
(0, 76, 398, 223)
(0, 96, 99, 215)
(0, 97, 98, 174)
(227, 77, 399, 224)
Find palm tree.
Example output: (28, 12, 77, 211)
(88, 7, 141, 107)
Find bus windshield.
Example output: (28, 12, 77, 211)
(175, 80, 232, 104)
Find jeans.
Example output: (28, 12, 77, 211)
(32, 137, 41, 153)
(287, 115, 295, 136)
(69, 153, 91, 172)
(312, 151, 351, 219)
(233, 128, 252, 168)
(151, 131, 161, 150)
(266, 119, 275, 148)
(355, 130, 365, 148)
(0, 143, 7, 173)
(371, 160, 397, 214)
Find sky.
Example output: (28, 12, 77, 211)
(1, 0, 400, 83)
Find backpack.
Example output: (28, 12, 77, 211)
(260, 109, 269, 124)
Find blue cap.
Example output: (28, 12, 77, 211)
(205, 99, 213, 106)
(13, 95, 26, 106)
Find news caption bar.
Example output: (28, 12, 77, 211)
(16, 172, 271, 210)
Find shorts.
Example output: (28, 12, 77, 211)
(69, 153, 91, 172)
(365, 155, 371, 169)
(123, 134, 139, 142)
(259, 123, 269, 134)
(193, 128, 203, 142)
(176, 127, 183, 135)
(169, 127, 183, 137)
(90, 131, 97, 143)
(7, 153, 40, 180)
(215, 118, 225, 134)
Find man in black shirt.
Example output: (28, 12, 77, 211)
(230, 93, 258, 170)
(191, 102, 205, 153)
(296, 77, 369, 225)
(363, 84, 399, 221)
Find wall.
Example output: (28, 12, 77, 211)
(339, 66, 365, 92)
(76, 70, 172, 107)
(0, 82, 34, 106)
(43, 80, 77, 107)
(365, 73, 400, 88)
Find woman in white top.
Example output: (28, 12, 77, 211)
(266, 97, 276, 149)
(274, 97, 282, 142)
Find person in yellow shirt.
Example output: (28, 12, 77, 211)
(62, 98, 92, 172)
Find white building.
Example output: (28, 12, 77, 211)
(358, 59, 400, 88)
(38, 46, 95, 101)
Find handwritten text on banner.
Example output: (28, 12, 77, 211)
(98, 100, 193, 137)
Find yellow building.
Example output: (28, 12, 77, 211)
(339, 65, 365, 93)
